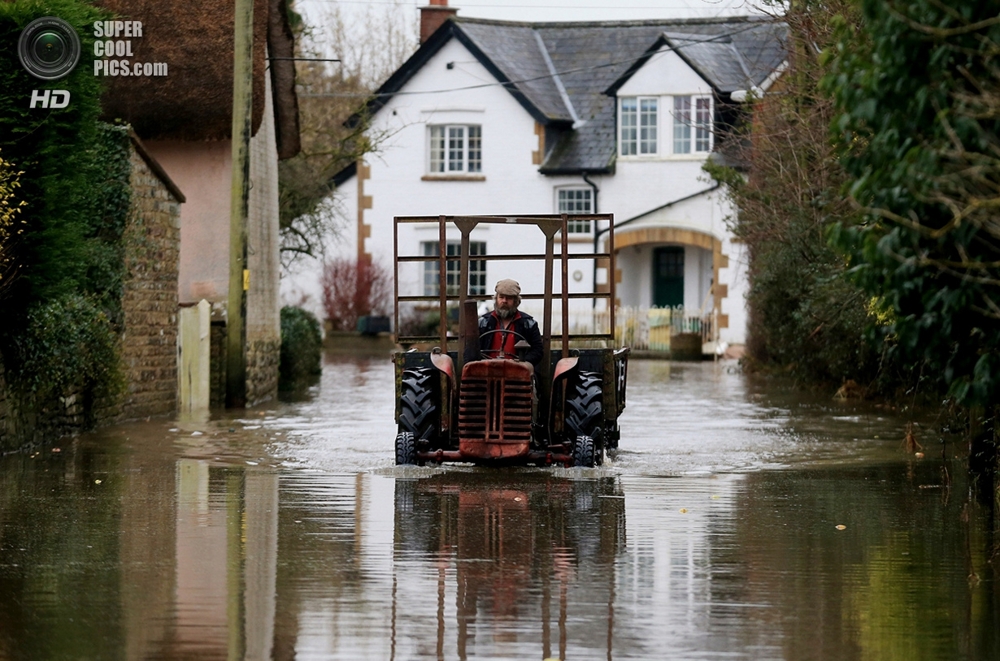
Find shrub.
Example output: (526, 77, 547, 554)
(10, 293, 124, 403)
(320, 257, 391, 331)
(279, 306, 322, 388)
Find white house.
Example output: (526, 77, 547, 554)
(283, 3, 787, 353)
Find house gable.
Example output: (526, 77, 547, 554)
(350, 20, 565, 131)
(615, 48, 713, 98)
(605, 20, 787, 98)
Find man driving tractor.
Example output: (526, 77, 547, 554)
(478, 279, 543, 367)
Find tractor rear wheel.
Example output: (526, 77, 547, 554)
(566, 371, 603, 463)
(395, 431, 417, 465)
(399, 368, 439, 442)
(573, 435, 596, 467)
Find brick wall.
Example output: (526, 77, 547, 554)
(119, 144, 182, 418)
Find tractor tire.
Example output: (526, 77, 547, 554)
(573, 435, 596, 468)
(395, 431, 417, 465)
(398, 368, 439, 442)
(566, 370, 603, 440)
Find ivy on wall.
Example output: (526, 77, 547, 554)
(0, 0, 128, 405)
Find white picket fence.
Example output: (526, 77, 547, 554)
(587, 307, 716, 352)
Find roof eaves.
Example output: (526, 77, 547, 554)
(128, 129, 186, 203)
(331, 161, 358, 188)
(345, 20, 459, 128)
(603, 183, 722, 236)
(602, 35, 663, 97)
(658, 34, 723, 94)
(537, 165, 614, 176)
(268, 0, 301, 160)
(602, 33, 721, 97)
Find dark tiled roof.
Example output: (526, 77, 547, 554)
(345, 15, 786, 179)
(459, 22, 572, 122)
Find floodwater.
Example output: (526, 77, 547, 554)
(1, 356, 998, 660)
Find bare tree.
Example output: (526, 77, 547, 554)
(279, 1, 416, 270)
(321, 257, 392, 331)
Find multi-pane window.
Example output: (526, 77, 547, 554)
(619, 97, 657, 156)
(673, 95, 712, 154)
(622, 95, 712, 156)
(673, 96, 691, 154)
(695, 97, 712, 152)
(422, 241, 487, 296)
(639, 98, 657, 154)
(620, 98, 637, 155)
(428, 125, 482, 174)
(557, 188, 593, 234)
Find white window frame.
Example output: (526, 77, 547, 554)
(556, 187, 594, 234)
(427, 124, 482, 174)
(422, 241, 487, 296)
(619, 96, 658, 157)
(672, 95, 713, 155)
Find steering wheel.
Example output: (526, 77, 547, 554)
(479, 328, 528, 360)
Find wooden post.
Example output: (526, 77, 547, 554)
(226, 0, 253, 408)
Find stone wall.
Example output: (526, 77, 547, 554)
(119, 142, 182, 418)
(210, 320, 227, 409)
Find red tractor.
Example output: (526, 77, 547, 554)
(391, 214, 629, 467)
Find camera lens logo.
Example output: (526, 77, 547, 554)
(18, 17, 81, 81)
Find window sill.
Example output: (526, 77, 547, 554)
(618, 153, 710, 162)
(421, 174, 486, 182)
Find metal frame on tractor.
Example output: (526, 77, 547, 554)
(391, 214, 629, 467)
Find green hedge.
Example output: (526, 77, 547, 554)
(279, 306, 322, 389)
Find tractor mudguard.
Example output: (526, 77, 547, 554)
(430, 348, 456, 434)
(548, 356, 579, 439)
(552, 356, 579, 382)
(430, 348, 455, 388)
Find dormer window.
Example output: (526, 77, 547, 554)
(619, 97, 658, 156)
(672, 95, 712, 154)
(619, 95, 713, 157)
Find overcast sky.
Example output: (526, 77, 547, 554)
(297, 0, 773, 25)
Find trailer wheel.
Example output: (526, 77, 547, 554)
(573, 435, 596, 468)
(399, 368, 439, 442)
(395, 431, 417, 465)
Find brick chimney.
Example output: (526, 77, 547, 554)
(420, 0, 458, 44)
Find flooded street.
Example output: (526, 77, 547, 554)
(1, 356, 998, 660)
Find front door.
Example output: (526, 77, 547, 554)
(653, 246, 684, 308)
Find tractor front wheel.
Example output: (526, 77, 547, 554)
(399, 368, 439, 442)
(395, 431, 417, 465)
(573, 435, 596, 468)
(566, 371, 604, 464)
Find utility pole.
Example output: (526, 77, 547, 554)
(226, 0, 253, 408)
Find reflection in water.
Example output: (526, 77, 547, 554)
(391, 472, 625, 660)
(0, 359, 998, 659)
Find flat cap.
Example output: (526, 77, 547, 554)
(495, 279, 521, 296)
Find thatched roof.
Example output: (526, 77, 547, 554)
(267, 0, 299, 159)
(95, 0, 299, 158)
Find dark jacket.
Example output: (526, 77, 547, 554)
(478, 310, 543, 366)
